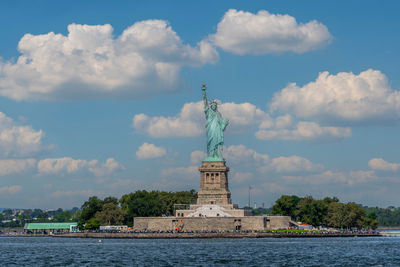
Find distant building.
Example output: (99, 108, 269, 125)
(24, 222, 78, 234)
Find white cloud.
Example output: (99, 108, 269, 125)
(192, 145, 322, 175)
(110, 179, 137, 189)
(49, 189, 95, 198)
(37, 157, 124, 176)
(37, 157, 97, 175)
(255, 114, 351, 141)
(265, 156, 324, 173)
(259, 182, 286, 193)
(224, 145, 269, 165)
(190, 150, 206, 165)
(231, 172, 253, 183)
(0, 112, 47, 157)
(282, 170, 376, 186)
(89, 158, 125, 177)
(161, 166, 198, 178)
(133, 101, 266, 138)
(211, 9, 332, 55)
(133, 100, 349, 142)
(0, 159, 36, 176)
(136, 143, 167, 160)
(0, 21, 218, 101)
(133, 102, 203, 138)
(224, 145, 323, 174)
(270, 69, 400, 124)
(368, 158, 400, 172)
(219, 102, 267, 132)
(0, 185, 22, 194)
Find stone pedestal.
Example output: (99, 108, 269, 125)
(174, 161, 246, 218)
(197, 161, 232, 205)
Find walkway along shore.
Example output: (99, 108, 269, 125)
(51, 231, 381, 239)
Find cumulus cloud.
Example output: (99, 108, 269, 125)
(133, 100, 350, 141)
(37, 157, 97, 175)
(0, 185, 22, 194)
(211, 9, 332, 55)
(255, 114, 351, 141)
(38, 157, 124, 176)
(190, 150, 207, 164)
(224, 145, 269, 165)
(265, 156, 324, 173)
(49, 189, 95, 198)
(133, 101, 266, 138)
(191, 144, 322, 175)
(0, 159, 36, 176)
(225, 145, 323, 174)
(270, 69, 400, 124)
(136, 143, 167, 160)
(0, 112, 47, 157)
(0, 21, 218, 101)
(110, 179, 137, 189)
(133, 102, 203, 138)
(231, 172, 253, 183)
(161, 166, 198, 179)
(368, 158, 400, 172)
(89, 158, 125, 177)
(282, 170, 376, 186)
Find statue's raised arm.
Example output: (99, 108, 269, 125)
(201, 84, 228, 162)
(201, 84, 208, 110)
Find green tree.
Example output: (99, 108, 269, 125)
(103, 196, 119, 206)
(326, 202, 370, 229)
(54, 211, 72, 222)
(326, 202, 347, 228)
(294, 196, 328, 226)
(80, 196, 103, 223)
(119, 190, 197, 226)
(271, 195, 301, 218)
(95, 202, 125, 225)
(84, 217, 100, 230)
(343, 202, 367, 229)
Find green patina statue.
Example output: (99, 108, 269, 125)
(201, 84, 229, 162)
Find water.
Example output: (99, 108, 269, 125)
(1, 236, 400, 266)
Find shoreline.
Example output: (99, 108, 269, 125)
(47, 232, 381, 239)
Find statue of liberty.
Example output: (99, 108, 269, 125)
(201, 84, 229, 162)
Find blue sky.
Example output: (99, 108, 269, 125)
(1, 1, 400, 208)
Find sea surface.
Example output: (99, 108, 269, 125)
(1, 236, 400, 266)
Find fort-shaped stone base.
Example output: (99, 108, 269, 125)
(134, 216, 291, 231)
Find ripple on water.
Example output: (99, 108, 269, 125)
(0, 237, 400, 266)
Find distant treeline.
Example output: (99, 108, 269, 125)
(363, 206, 400, 227)
(0, 207, 80, 228)
(271, 195, 378, 229)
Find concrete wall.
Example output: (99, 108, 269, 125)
(134, 215, 291, 231)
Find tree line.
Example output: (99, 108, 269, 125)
(271, 195, 378, 229)
(78, 190, 197, 229)
(363, 206, 400, 227)
(0, 208, 79, 228)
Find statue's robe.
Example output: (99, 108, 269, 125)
(205, 106, 228, 158)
